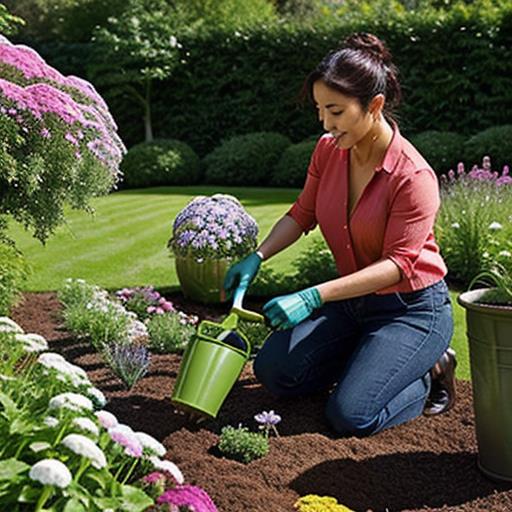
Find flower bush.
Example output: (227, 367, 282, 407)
(436, 156, 512, 286)
(105, 342, 151, 389)
(0, 319, 217, 511)
(168, 194, 259, 261)
(146, 312, 198, 354)
(116, 285, 176, 320)
(0, 36, 125, 242)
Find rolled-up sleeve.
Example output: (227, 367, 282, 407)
(382, 169, 440, 279)
(286, 139, 323, 233)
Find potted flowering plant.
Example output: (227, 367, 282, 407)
(444, 157, 512, 482)
(167, 194, 259, 303)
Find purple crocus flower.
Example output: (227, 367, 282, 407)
(254, 410, 281, 437)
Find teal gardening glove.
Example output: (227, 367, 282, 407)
(224, 252, 263, 305)
(263, 287, 323, 330)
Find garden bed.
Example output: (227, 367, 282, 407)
(11, 292, 512, 512)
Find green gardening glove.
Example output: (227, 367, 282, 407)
(263, 286, 323, 330)
(224, 252, 263, 303)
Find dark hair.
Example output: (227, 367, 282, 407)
(303, 33, 401, 122)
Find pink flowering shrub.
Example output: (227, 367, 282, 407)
(0, 36, 125, 242)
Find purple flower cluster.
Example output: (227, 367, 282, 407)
(116, 286, 175, 317)
(441, 156, 512, 187)
(0, 37, 125, 179)
(157, 484, 218, 512)
(168, 194, 259, 260)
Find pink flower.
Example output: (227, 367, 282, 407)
(142, 471, 166, 485)
(108, 426, 143, 458)
(157, 485, 218, 512)
(161, 301, 175, 312)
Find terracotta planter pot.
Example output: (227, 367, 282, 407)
(458, 288, 512, 482)
(175, 256, 233, 304)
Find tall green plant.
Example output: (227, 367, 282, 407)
(90, 0, 181, 143)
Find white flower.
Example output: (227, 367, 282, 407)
(86, 386, 107, 408)
(15, 333, 48, 353)
(29, 459, 72, 488)
(49, 392, 93, 412)
(95, 410, 118, 429)
(489, 221, 503, 231)
(499, 250, 511, 258)
(61, 434, 107, 469)
(149, 456, 184, 484)
(38, 352, 66, 366)
(450, 222, 460, 229)
(110, 423, 134, 436)
(43, 416, 59, 428)
(135, 432, 166, 457)
(40, 358, 90, 388)
(0, 317, 23, 333)
(72, 417, 100, 437)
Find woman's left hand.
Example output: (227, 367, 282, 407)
(263, 287, 323, 329)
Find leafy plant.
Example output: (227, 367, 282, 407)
(271, 139, 317, 187)
(294, 494, 354, 512)
(203, 132, 291, 186)
(469, 263, 512, 306)
(0, 242, 29, 315)
(120, 139, 201, 188)
(436, 157, 512, 286)
(409, 130, 466, 175)
(217, 425, 269, 463)
(464, 125, 512, 173)
(146, 312, 197, 354)
(105, 342, 151, 389)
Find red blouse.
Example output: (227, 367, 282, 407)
(287, 125, 447, 294)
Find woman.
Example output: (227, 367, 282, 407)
(224, 32, 456, 437)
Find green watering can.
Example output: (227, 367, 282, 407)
(171, 288, 265, 419)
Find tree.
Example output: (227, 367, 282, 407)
(90, 0, 181, 143)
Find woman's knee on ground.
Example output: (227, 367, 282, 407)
(325, 395, 380, 437)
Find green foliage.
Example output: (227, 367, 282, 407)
(409, 131, 466, 175)
(121, 139, 201, 188)
(217, 425, 269, 463)
(469, 263, 512, 305)
(146, 313, 196, 353)
(271, 139, 317, 187)
(238, 318, 272, 354)
(250, 237, 338, 296)
(0, 4, 24, 35)
(0, 242, 29, 316)
(463, 125, 512, 172)
(204, 132, 291, 185)
(436, 177, 512, 286)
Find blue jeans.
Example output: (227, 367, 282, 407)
(253, 280, 454, 437)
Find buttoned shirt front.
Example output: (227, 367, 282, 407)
(287, 125, 447, 294)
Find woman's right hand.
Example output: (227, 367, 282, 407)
(223, 252, 263, 299)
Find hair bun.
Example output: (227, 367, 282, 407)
(343, 32, 392, 65)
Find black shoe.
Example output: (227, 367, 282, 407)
(423, 348, 457, 416)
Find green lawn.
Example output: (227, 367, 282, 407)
(8, 186, 470, 380)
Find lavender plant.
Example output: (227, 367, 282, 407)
(436, 157, 512, 286)
(105, 342, 151, 389)
(168, 194, 259, 261)
(0, 36, 125, 242)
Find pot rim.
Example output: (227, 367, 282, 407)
(458, 287, 512, 315)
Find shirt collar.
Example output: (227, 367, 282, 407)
(376, 121, 402, 174)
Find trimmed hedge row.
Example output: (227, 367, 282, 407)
(32, 4, 512, 157)
(119, 124, 511, 188)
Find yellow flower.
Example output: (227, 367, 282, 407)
(294, 494, 354, 512)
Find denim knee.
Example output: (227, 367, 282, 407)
(253, 349, 303, 398)
(325, 396, 378, 437)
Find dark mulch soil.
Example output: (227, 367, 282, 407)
(11, 292, 512, 512)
